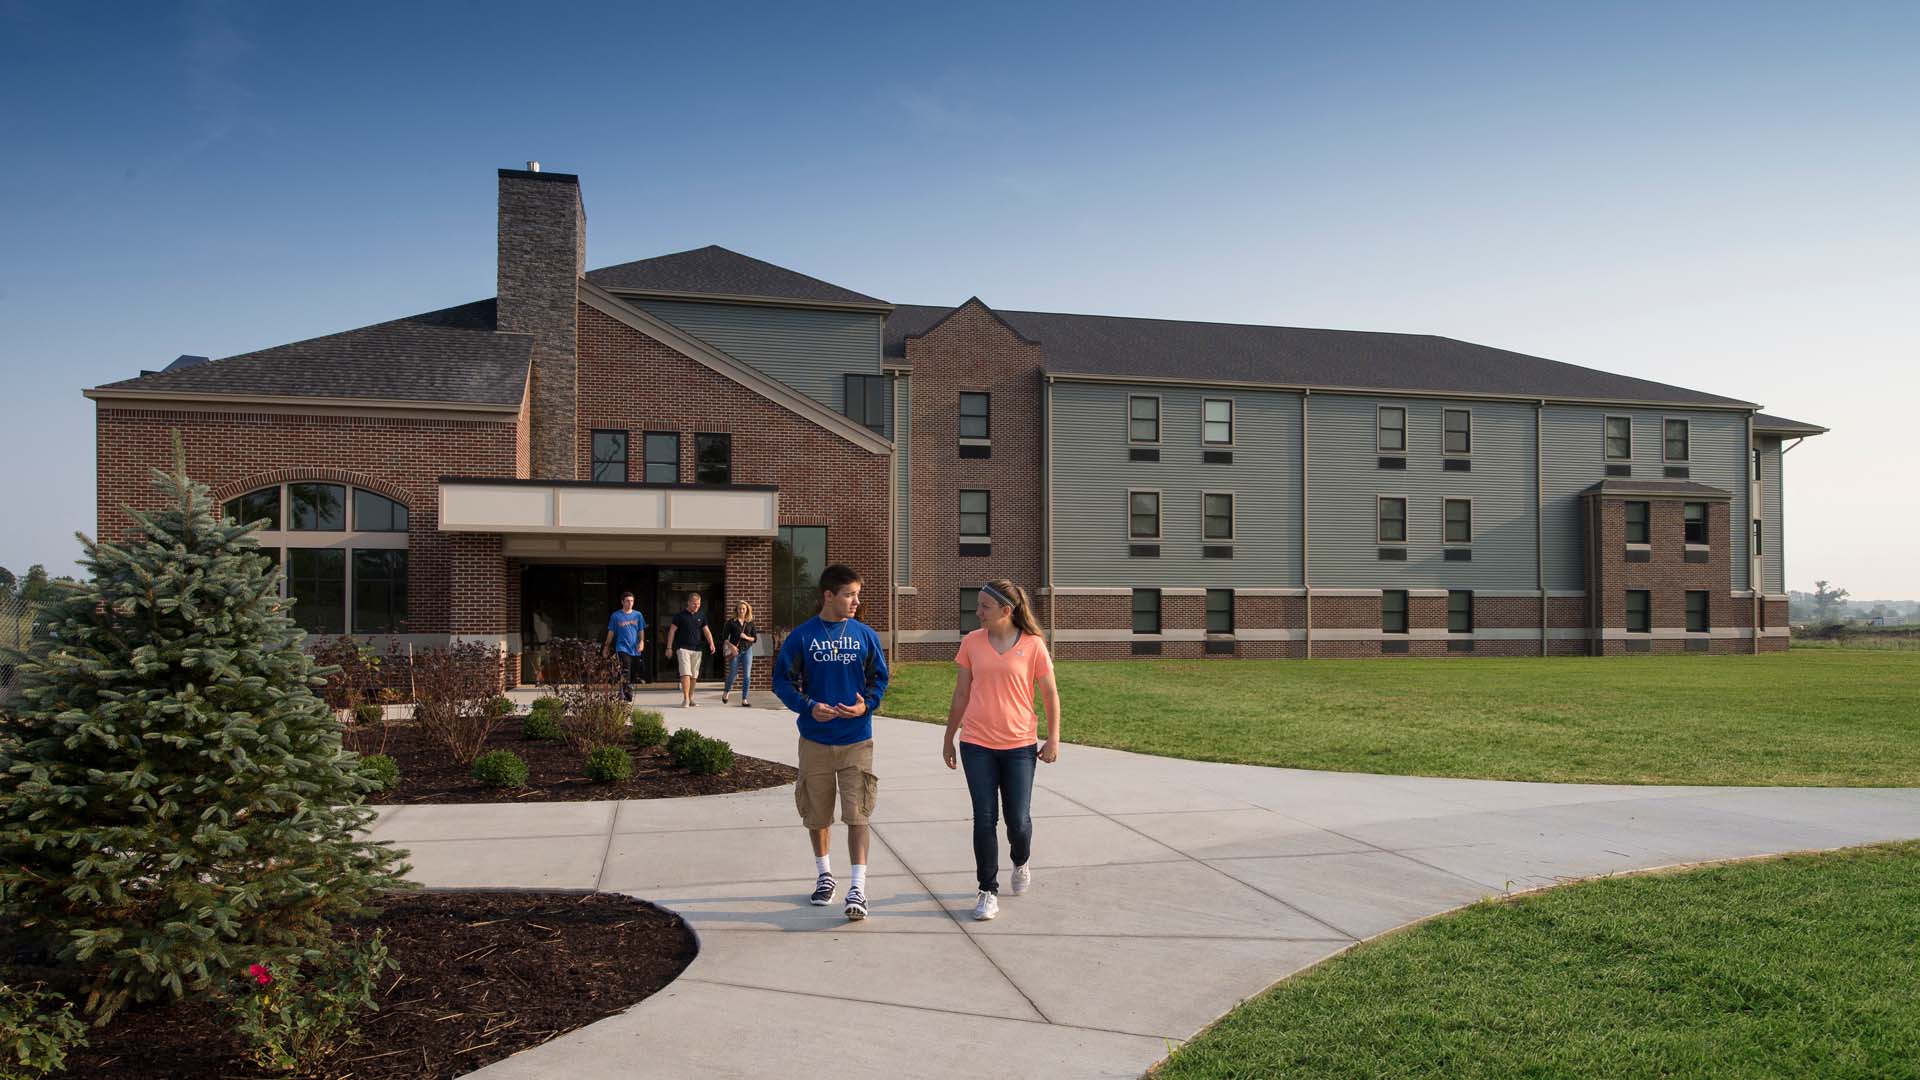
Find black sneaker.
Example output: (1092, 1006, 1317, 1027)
(810, 873, 837, 906)
(844, 886, 867, 921)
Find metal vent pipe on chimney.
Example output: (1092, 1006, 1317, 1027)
(527, 161, 540, 172)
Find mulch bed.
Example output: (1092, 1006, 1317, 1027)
(358, 720, 797, 804)
(12, 891, 697, 1080)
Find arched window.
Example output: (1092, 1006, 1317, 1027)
(223, 484, 409, 635)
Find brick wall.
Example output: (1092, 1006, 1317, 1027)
(1584, 495, 1754, 655)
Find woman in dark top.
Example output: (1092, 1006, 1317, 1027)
(721, 601, 758, 706)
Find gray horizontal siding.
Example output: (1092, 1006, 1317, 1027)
(1306, 394, 1539, 589)
(1052, 382, 1302, 587)
(633, 299, 884, 425)
(894, 374, 911, 584)
(1761, 437, 1784, 593)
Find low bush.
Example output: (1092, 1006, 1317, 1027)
(665, 727, 703, 763)
(471, 750, 529, 788)
(412, 642, 508, 764)
(486, 695, 517, 718)
(529, 696, 565, 723)
(0, 982, 89, 1078)
(584, 746, 634, 783)
(521, 711, 563, 741)
(563, 694, 630, 752)
(679, 735, 735, 776)
(227, 933, 393, 1073)
(352, 702, 383, 726)
(358, 753, 400, 791)
(631, 709, 667, 748)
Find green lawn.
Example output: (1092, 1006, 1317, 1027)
(1153, 842, 1920, 1080)
(883, 650, 1920, 786)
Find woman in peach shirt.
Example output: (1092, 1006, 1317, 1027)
(942, 578, 1062, 922)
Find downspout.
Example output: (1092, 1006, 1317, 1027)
(888, 374, 899, 659)
(1045, 375, 1056, 651)
(1748, 411, 1759, 654)
(1301, 390, 1312, 659)
(1536, 399, 1547, 657)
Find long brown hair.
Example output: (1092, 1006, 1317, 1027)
(984, 579, 1044, 638)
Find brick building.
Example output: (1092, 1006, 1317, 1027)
(87, 166, 1825, 686)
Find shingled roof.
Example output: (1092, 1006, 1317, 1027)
(587, 245, 889, 308)
(886, 303, 1758, 408)
(1753, 413, 1828, 436)
(92, 301, 531, 408)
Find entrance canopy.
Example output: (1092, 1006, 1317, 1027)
(439, 478, 778, 537)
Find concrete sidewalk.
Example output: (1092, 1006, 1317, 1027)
(372, 692, 1920, 1079)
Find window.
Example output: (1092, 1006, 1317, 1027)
(1626, 501, 1650, 544)
(223, 488, 280, 530)
(1444, 499, 1472, 544)
(1129, 491, 1161, 539)
(644, 432, 679, 485)
(1382, 590, 1409, 634)
(959, 490, 990, 538)
(1203, 399, 1234, 445)
(1128, 396, 1160, 443)
(1664, 419, 1690, 462)
(1605, 416, 1632, 460)
(289, 483, 346, 531)
(695, 433, 731, 485)
(1686, 590, 1710, 633)
(959, 588, 981, 633)
(1131, 588, 1161, 634)
(959, 392, 990, 440)
(1753, 519, 1763, 555)
(1202, 493, 1234, 541)
(773, 525, 828, 631)
(591, 430, 628, 483)
(1378, 497, 1407, 543)
(1206, 589, 1234, 634)
(1443, 409, 1471, 455)
(1626, 590, 1651, 633)
(352, 550, 408, 633)
(354, 490, 408, 532)
(845, 374, 886, 433)
(1684, 502, 1707, 545)
(1377, 406, 1406, 453)
(1448, 590, 1474, 634)
(1753, 447, 1763, 478)
(288, 549, 346, 635)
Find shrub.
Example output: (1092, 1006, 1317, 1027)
(521, 712, 563, 741)
(0, 982, 88, 1078)
(313, 636, 384, 712)
(584, 745, 633, 783)
(487, 695, 517, 718)
(630, 708, 667, 749)
(358, 754, 400, 792)
(679, 735, 736, 776)
(0, 461, 409, 1024)
(411, 642, 507, 764)
(227, 932, 393, 1073)
(665, 726, 703, 763)
(345, 700, 391, 756)
(563, 694, 630, 752)
(529, 695, 565, 723)
(471, 750, 529, 788)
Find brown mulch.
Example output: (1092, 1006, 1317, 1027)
(16, 891, 697, 1080)
(357, 719, 796, 804)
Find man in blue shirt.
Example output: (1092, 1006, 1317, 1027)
(602, 591, 646, 702)
(773, 563, 889, 921)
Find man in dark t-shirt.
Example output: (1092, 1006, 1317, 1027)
(665, 592, 717, 707)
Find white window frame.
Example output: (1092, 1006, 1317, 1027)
(1377, 494, 1409, 545)
(1376, 405, 1408, 456)
(1441, 407, 1472, 457)
(1603, 415, 1633, 461)
(1127, 488, 1163, 541)
(1662, 416, 1691, 463)
(1201, 490, 1236, 543)
(1443, 496, 1474, 545)
(1202, 398, 1235, 447)
(1127, 394, 1163, 446)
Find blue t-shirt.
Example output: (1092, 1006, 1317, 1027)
(772, 616, 890, 746)
(607, 609, 645, 655)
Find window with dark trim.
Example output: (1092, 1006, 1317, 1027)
(1128, 396, 1160, 443)
(644, 432, 679, 485)
(845, 374, 886, 433)
(1382, 590, 1409, 634)
(224, 488, 281, 530)
(1665, 419, 1691, 462)
(1626, 590, 1651, 633)
(773, 525, 828, 632)
(1206, 589, 1234, 634)
(959, 490, 990, 538)
(1686, 590, 1709, 633)
(1448, 590, 1474, 634)
(1129, 491, 1161, 539)
(289, 483, 346, 531)
(1203, 399, 1233, 445)
(351, 550, 408, 633)
(1753, 519, 1763, 555)
(1203, 493, 1234, 541)
(1605, 416, 1632, 460)
(959, 588, 981, 633)
(1378, 407, 1407, 453)
(354, 490, 408, 532)
(1443, 409, 1471, 455)
(1684, 502, 1707, 544)
(1444, 498, 1472, 544)
(695, 433, 731, 485)
(288, 548, 346, 635)
(1378, 497, 1407, 543)
(959, 392, 990, 440)
(1131, 588, 1161, 634)
(1626, 501, 1650, 544)
(591, 430, 628, 483)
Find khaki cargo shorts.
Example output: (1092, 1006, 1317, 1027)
(795, 736, 878, 830)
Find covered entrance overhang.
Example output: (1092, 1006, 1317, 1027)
(438, 477, 779, 538)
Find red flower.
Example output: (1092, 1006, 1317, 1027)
(248, 963, 273, 987)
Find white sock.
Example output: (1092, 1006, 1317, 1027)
(815, 855, 831, 877)
(850, 864, 867, 891)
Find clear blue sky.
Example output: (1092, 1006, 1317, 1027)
(3, 1, 1915, 596)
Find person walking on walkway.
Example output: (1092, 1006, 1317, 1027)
(666, 592, 717, 708)
(721, 601, 758, 706)
(602, 591, 647, 702)
(773, 564, 890, 921)
(942, 579, 1061, 922)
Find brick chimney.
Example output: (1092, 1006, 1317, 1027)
(497, 166, 585, 480)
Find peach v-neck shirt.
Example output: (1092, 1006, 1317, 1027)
(954, 628, 1054, 750)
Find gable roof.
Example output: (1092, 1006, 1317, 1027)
(886, 303, 1758, 408)
(587, 245, 889, 309)
(1753, 413, 1828, 436)
(91, 300, 531, 409)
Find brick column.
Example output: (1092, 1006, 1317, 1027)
(448, 533, 511, 690)
(725, 536, 774, 693)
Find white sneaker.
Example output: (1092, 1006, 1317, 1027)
(1010, 863, 1032, 896)
(971, 890, 999, 921)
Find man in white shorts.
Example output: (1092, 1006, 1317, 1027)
(665, 592, 717, 707)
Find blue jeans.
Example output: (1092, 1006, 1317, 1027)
(959, 741, 1037, 894)
(724, 649, 753, 698)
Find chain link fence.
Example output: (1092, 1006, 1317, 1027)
(1, 592, 46, 706)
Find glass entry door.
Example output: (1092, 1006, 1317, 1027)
(655, 568, 723, 681)
(519, 564, 725, 684)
